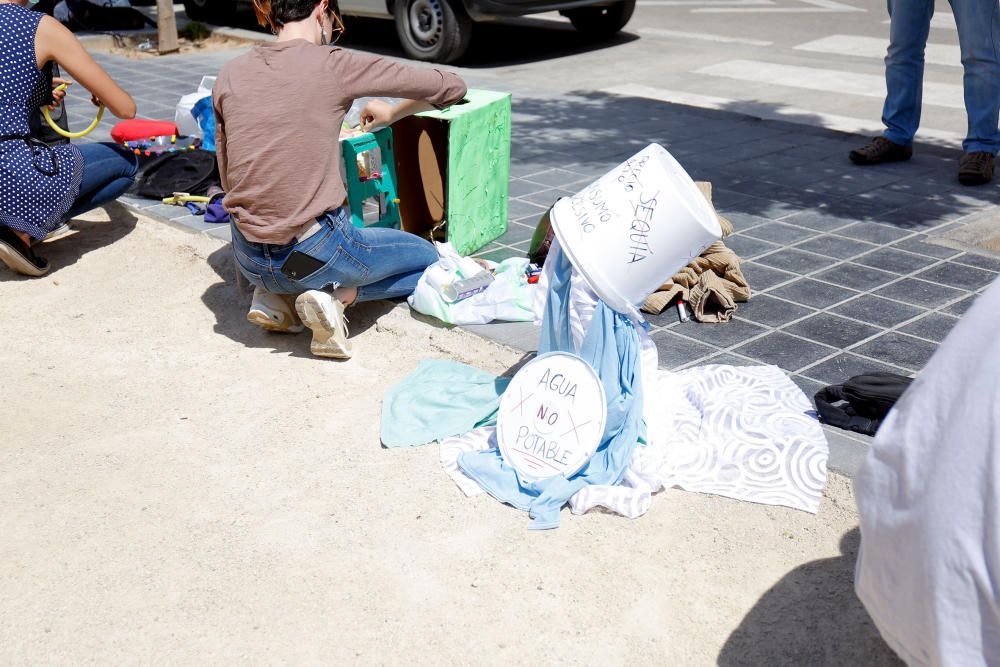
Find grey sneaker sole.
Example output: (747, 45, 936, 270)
(295, 292, 352, 359)
(247, 309, 304, 333)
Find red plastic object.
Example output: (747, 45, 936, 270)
(111, 120, 179, 143)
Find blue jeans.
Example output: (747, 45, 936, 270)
(882, 0, 1000, 154)
(66, 142, 139, 220)
(231, 207, 438, 303)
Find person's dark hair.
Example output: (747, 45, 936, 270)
(252, 0, 342, 33)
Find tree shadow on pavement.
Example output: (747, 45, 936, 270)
(507, 92, 1000, 232)
(0, 201, 138, 282)
(200, 245, 396, 359)
(718, 528, 903, 667)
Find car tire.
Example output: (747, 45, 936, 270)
(394, 0, 472, 64)
(563, 0, 635, 39)
(182, 0, 236, 23)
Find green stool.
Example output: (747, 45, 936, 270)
(341, 127, 400, 229)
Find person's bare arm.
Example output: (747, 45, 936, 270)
(35, 16, 136, 119)
(359, 99, 435, 131)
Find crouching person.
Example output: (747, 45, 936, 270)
(214, 0, 467, 359)
(0, 0, 138, 277)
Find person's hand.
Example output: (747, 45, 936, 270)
(359, 99, 394, 132)
(49, 77, 72, 110)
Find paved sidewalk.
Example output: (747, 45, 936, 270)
(71, 48, 1000, 474)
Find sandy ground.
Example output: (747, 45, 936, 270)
(0, 207, 902, 665)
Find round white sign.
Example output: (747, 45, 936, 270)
(496, 352, 607, 481)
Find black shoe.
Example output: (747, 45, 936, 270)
(958, 151, 995, 186)
(0, 226, 49, 277)
(849, 136, 913, 165)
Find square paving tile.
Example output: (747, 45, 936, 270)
(672, 318, 770, 349)
(735, 294, 817, 327)
(873, 278, 968, 309)
(831, 294, 925, 328)
(692, 352, 762, 368)
(853, 247, 939, 274)
(834, 222, 914, 245)
(898, 312, 960, 343)
(892, 237, 962, 259)
(799, 352, 912, 385)
(954, 253, 1000, 272)
(522, 168, 590, 189)
(496, 222, 535, 246)
(915, 262, 997, 290)
(731, 332, 835, 373)
(506, 199, 548, 220)
(742, 222, 818, 245)
(851, 332, 938, 372)
(790, 374, 826, 403)
(941, 293, 980, 316)
(769, 278, 860, 309)
(725, 234, 782, 260)
(650, 331, 720, 370)
(779, 209, 856, 232)
(794, 235, 879, 260)
(811, 262, 898, 292)
(508, 178, 550, 198)
(784, 313, 883, 349)
(741, 262, 797, 292)
(754, 248, 838, 274)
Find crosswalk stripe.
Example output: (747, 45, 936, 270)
(636, 0, 772, 5)
(695, 59, 964, 109)
(795, 34, 960, 67)
(640, 27, 773, 45)
(601, 83, 963, 147)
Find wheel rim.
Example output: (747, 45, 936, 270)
(407, 0, 444, 50)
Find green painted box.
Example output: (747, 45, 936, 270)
(393, 89, 512, 256)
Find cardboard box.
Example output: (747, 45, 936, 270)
(393, 89, 512, 256)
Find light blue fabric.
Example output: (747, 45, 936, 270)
(456, 248, 644, 530)
(380, 359, 510, 448)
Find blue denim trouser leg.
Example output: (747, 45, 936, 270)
(951, 0, 1000, 154)
(231, 207, 438, 303)
(883, 0, 1000, 154)
(64, 143, 139, 220)
(882, 0, 935, 147)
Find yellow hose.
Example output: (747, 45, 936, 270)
(42, 84, 105, 139)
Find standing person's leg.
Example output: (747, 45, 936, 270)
(64, 143, 139, 220)
(951, 0, 1000, 185)
(851, 0, 935, 164)
(882, 0, 935, 145)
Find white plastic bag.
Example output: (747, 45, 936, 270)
(408, 243, 537, 325)
(174, 76, 216, 139)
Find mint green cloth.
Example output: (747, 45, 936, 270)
(380, 359, 511, 448)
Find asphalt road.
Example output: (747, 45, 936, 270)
(309, 0, 968, 147)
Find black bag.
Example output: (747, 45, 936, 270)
(814, 373, 913, 436)
(28, 63, 70, 146)
(131, 150, 220, 199)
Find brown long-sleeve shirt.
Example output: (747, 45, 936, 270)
(213, 39, 467, 245)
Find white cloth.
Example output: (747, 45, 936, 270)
(855, 278, 1000, 667)
(440, 363, 827, 516)
(441, 245, 829, 516)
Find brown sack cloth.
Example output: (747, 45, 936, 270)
(641, 182, 750, 323)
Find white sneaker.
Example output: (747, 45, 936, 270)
(247, 286, 304, 333)
(294, 290, 352, 359)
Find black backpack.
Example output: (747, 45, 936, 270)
(131, 150, 220, 199)
(814, 373, 913, 436)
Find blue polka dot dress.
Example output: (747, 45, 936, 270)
(0, 4, 82, 240)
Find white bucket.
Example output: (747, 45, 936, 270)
(497, 352, 607, 482)
(550, 144, 722, 319)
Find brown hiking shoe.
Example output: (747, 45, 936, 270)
(958, 151, 995, 186)
(849, 136, 913, 165)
